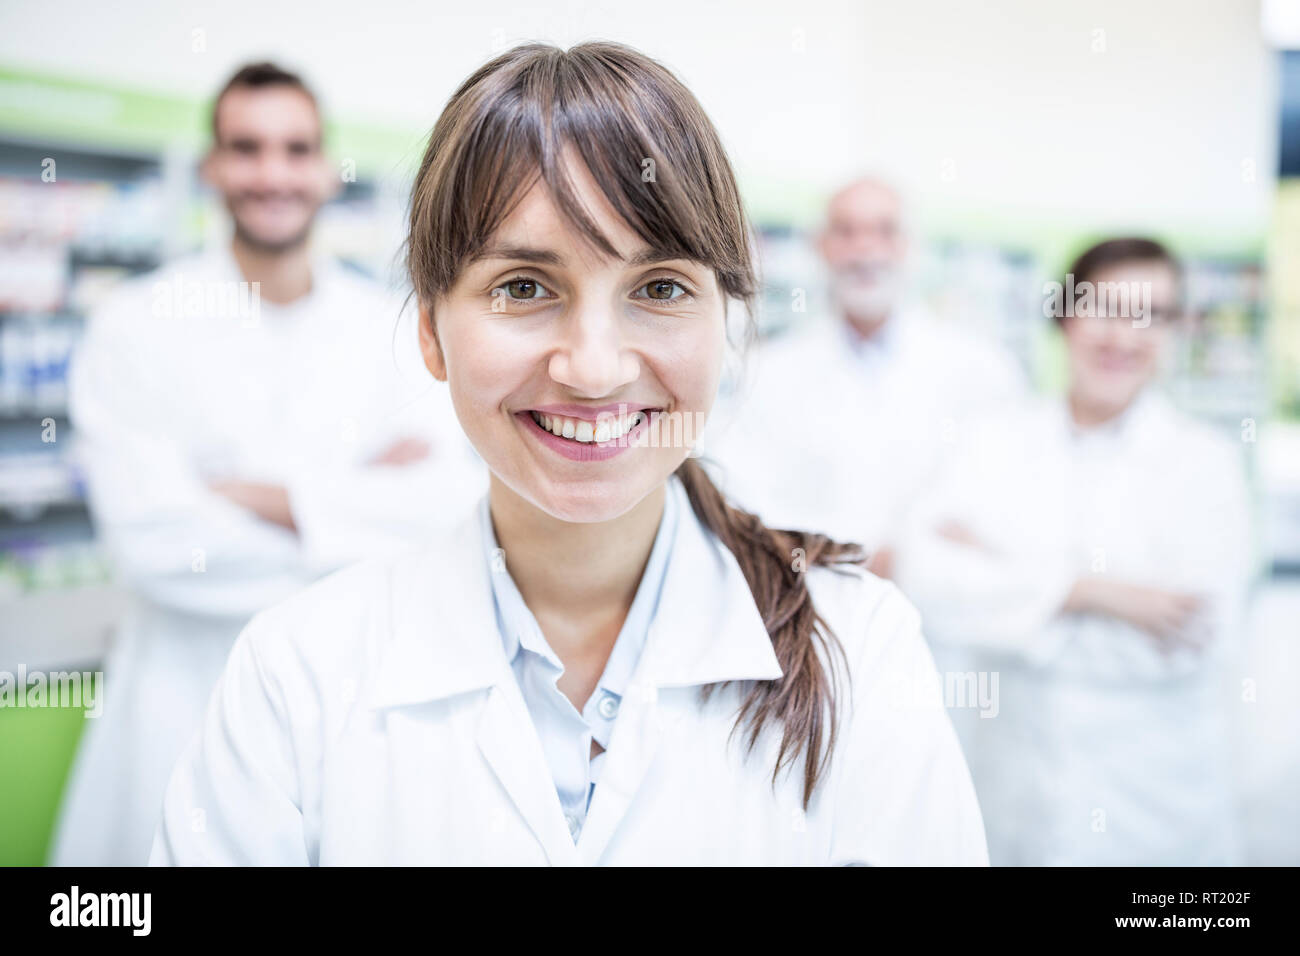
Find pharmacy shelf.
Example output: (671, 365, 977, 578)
(0, 584, 125, 672)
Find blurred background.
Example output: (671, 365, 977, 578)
(0, 0, 1296, 864)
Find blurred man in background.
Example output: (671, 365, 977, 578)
(50, 62, 483, 865)
(893, 238, 1253, 865)
(703, 176, 1025, 574)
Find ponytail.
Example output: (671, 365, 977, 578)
(674, 456, 868, 810)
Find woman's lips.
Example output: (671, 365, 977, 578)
(517, 407, 658, 462)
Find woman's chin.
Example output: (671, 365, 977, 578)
(520, 472, 665, 526)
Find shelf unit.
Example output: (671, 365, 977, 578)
(0, 134, 172, 618)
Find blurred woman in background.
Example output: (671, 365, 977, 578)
(894, 238, 1254, 865)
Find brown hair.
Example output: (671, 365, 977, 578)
(406, 41, 868, 808)
(210, 61, 319, 145)
(1057, 236, 1181, 326)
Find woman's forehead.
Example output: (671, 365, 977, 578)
(491, 170, 639, 258)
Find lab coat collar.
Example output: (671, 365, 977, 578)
(364, 472, 783, 710)
(640, 473, 784, 688)
(362, 498, 509, 709)
(197, 239, 349, 308)
(1059, 386, 1178, 451)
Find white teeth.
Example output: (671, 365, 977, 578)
(530, 409, 648, 443)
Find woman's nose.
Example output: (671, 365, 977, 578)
(547, 305, 639, 397)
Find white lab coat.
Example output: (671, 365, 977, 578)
(703, 307, 1025, 552)
(892, 390, 1253, 865)
(51, 245, 485, 866)
(150, 476, 989, 866)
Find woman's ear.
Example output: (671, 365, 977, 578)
(418, 303, 448, 381)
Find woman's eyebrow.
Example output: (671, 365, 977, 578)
(627, 248, 687, 267)
(469, 243, 688, 268)
(470, 244, 564, 265)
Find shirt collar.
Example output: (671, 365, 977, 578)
(364, 472, 782, 709)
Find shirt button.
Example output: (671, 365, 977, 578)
(597, 693, 620, 720)
(565, 813, 582, 840)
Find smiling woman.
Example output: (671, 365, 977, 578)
(149, 41, 989, 866)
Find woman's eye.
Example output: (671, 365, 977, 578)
(494, 277, 551, 302)
(635, 278, 689, 302)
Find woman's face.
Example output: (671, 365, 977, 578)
(420, 153, 727, 523)
(1062, 260, 1178, 419)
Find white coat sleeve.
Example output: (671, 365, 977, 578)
(283, 392, 485, 574)
(70, 302, 311, 619)
(893, 524, 1075, 657)
(828, 581, 990, 866)
(280, 307, 486, 573)
(892, 447, 1075, 659)
(1061, 438, 1257, 683)
(149, 612, 312, 866)
(1180, 439, 1255, 665)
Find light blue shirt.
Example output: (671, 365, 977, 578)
(479, 478, 680, 842)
